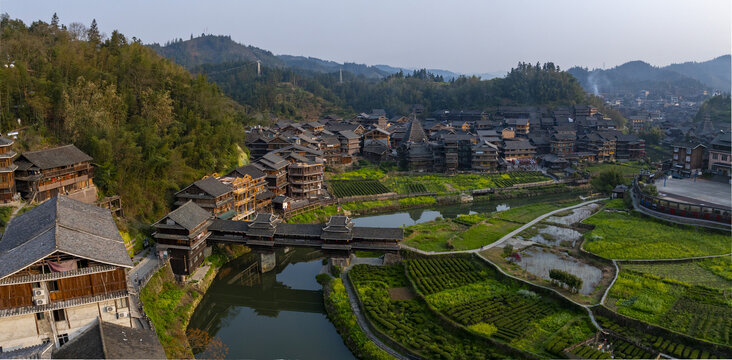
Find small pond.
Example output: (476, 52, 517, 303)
(515, 246, 602, 295)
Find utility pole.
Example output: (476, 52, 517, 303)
(257, 60, 261, 77)
(339, 68, 343, 84)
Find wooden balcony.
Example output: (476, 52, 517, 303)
(0, 264, 119, 286)
(0, 290, 128, 318)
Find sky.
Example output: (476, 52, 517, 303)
(2, 0, 730, 74)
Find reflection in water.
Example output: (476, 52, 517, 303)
(351, 193, 582, 228)
(188, 248, 355, 360)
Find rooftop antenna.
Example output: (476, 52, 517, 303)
(339, 68, 343, 84)
(257, 60, 261, 77)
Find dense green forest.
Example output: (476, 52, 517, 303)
(693, 94, 731, 124)
(195, 60, 624, 124)
(0, 15, 249, 222)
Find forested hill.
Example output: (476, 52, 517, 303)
(149, 34, 465, 80)
(568, 55, 731, 97)
(194, 60, 623, 125)
(0, 16, 249, 222)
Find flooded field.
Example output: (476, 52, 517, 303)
(527, 225, 583, 247)
(545, 203, 601, 225)
(515, 246, 603, 295)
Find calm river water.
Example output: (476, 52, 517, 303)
(188, 192, 584, 359)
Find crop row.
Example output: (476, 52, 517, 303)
(330, 179, 391, 198)
(445, 295, 554, 342)
(610, 338, 653, 359)
(407, 258, 485, 294)
(353, 267, 508, 360)
(597, 315, 721, 359)
(569, 345, 612, 359)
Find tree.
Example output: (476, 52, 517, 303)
(502, 244, 514, 258)
(88, 19, 101, 44)
(590, 169, 625, 193)
(50, 13, 59, 28)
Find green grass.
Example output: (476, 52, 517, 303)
(384, 171, 550, 195)
(403, 219, 465, 251)
(603, 198, 629, 210)
(354, 250, 383, 258)
(0, 206, 14, 233)
(584, 161, 653, 177)
(607, 270, 732, 345)
(621, 259, 732, 290)
(583, 210, 731, 260)
(494, 202, 563, 223)
(453, 219, 519, 249)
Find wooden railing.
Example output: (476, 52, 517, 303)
(0, 265, 119, 286)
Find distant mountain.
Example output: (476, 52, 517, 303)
(568, 55, 731, 97)
(149, 35, 501, 81)
(665, 55, 731, 92)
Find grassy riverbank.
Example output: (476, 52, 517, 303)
(140, 244, 250, 358)
(404, 198, 586, 251)
(318, 274, 395, 360)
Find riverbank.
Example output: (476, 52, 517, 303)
(140, 244, 250, 358)
(291, 183, 590, 224)
(318, 274, 397, 360)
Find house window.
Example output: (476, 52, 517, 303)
(713, 153, 718, 160)
(685, 156, 690, 162)
(57, 333, 69, 347)
(673, 154, 678, 160)
(36, 312, 45, 320)
(52, 309, 66, 322)
(723, 155, 729, 161)
(47, 280, 59, 292)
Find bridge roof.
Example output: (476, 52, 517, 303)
(352, 227, 403, 241)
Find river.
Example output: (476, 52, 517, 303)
(188, 192, 584, 359)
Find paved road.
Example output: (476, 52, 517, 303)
(401, 198, 608, 255)
(128, 251, 160, 292)
(340, 271, 410, 360)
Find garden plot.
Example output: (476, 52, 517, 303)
(546, 203, 601, 225)
(525, 225, 583, 247)
(516, 247, 603, 295)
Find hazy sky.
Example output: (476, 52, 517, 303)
(2, 0, 730, 74)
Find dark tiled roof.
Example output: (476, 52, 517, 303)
(0, 196, 132, 280)
(158, 201, 211, 231)
(338, 130, 360, 140)
(275, 223, 323, 237)
(352, 227, 403, 241)
(54, 320, 166, 359)
(503, 140, 536, 150)
(209, 218, 249, 233)
(0, 137, 13, 146)
(228, 164, 266, 180)
(256, 190, 275, 201)
(258, 153, 289, 170)
(188, 177, 232, 198)
(401, 119, 428, 144)
(246, 213, 281, 237)
(17, 145, 91, 170)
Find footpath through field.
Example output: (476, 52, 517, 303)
(400, 198, 608, 255)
